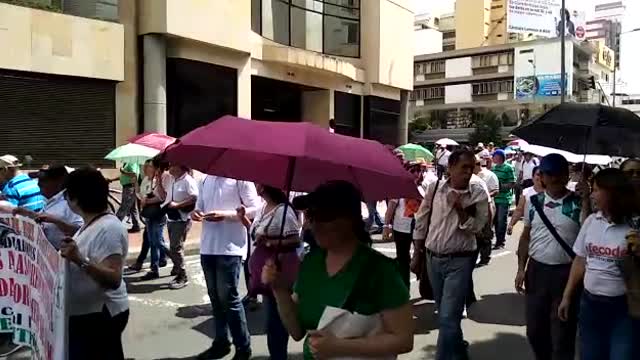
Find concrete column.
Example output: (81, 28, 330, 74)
(237, 57, 252, 118)
(143, 34, 167, 134)
(302, 90, 334, 127)
(397, 90, 409, 145)
(115, 0, 138, 145)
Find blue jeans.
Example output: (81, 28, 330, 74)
(494, 203, 509, 247)
(146, 217, 167, 272)
(427, 253, 475, 360)
(366, 201, 383, 229)
(201, 255, 251, 351)
(579, 291, 639, 360)
(265, 293, 289, 360)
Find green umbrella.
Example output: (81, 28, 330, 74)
(105, 143, 160, 164)
(396, 143, 434, 162)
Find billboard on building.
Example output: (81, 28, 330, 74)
(507, 1, 586, 40)
(595, 40, 616, 71)
(513, 40, 574, 100)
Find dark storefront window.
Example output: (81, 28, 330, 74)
(166, 59, 237, 137)
(334, 91, 361, 137)
(252, 0, 360, 58)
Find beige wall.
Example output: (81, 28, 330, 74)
(139, 0, 251, 54)
(302, 90, 334, 128)
(115, 0, 139, 146)
(0, 3, 124, 81)
(361, 0, 414, 91)
(455, 0, 490, 49)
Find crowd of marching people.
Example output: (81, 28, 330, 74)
(1, 137, 640, 360)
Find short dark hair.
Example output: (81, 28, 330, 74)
(532, 166, 540, 178)
(261, 185, 289, 205)
(593, 168, 638, 224)
(620, 158, 640, 172)
(448, 147, 476, 167)
(65, 167, 109, 214)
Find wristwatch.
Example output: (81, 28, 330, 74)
(78, 256, 91, 270)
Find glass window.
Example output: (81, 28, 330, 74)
(252, 0, 261, 34)
(262, 0, 290, 45)
(254, 0, 360, 57)
(291, 5, 323, 52)
(324, 16, 359, 57)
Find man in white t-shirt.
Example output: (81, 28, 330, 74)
(162, 165, 198, 289)
(435, 145, 451, 178)
(474, 156, 499, 265)
(191, 176, 260, 360)
(521, 153, 539, 189)
(515, 154, 581, 360)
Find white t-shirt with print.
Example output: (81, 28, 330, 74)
(524, 192, 581, 265)
(574, 213, 631, 297)
(69, 215, 129, 316)
(392, 199, 413, 234)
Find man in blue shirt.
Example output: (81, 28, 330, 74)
(0, 154, 45, 212)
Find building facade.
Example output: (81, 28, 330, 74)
(411, 38, 605, 143)
(1, 0, 415, 166)
(0, 0, 124, 167)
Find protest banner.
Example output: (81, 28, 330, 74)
(0, 214, 67, 360)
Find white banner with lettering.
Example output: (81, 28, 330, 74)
(0, 215, 67, 360)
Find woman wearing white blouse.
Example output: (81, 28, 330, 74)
(59, 168, 129, 360)
(558, 169, 640, 360)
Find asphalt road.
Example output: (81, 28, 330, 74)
(120, 225, 534, 360)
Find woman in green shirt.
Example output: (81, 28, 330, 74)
(262, 181, 414, 359)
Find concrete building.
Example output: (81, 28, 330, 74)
(414, 13, 443, 56)
(411, 38, 605, 143)
(1, 0, 415, 167)
(0, 0, 124, 167)
(615, 94, 640, 116)
(438, 12, 456, 51)
(587, 1, 625, 69)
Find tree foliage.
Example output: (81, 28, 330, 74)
(469, 111, 503, 147)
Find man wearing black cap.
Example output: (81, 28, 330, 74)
(515, 153, 582, 360)
(13, 165, 84, 249)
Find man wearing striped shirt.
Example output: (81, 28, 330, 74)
(0, 155, 45, 212)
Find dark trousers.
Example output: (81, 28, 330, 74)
(116, 184, 140, 229)
(68, 307, 129, 360)
(393, 230, 412, 288)
(579, 291, 639, 360)
(265, 293, 289, 360)
(366, 201, 383, 230)
(201, 254, 251, 351)
(525, 259, 577, 360)
(494, 203, 509, 247)
(166, 221, 190, 277)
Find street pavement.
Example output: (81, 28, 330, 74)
(121, 224, 534, 360)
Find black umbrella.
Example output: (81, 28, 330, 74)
(512, 103, 640, 157)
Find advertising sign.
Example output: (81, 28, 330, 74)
(515, 74, 566, 99)
(596, 41, 616, 71)
(0, 215, 67, 360)
(508, 1, 586, 40)
(507, 0, 561, 37)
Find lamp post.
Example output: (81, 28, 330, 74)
(560, 0, 566, 103)
(612, 27, 640, 107)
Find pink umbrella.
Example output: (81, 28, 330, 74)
(129, 132, 176, 151)
(164, 116, 418, 201)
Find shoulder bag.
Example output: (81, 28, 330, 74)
(529, 194, 576, 259)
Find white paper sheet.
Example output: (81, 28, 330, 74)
(316, 306, 396, 360)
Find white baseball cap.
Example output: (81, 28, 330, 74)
(0, 155, 22, 168)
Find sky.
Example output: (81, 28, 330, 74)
(412, 0, 640, 94)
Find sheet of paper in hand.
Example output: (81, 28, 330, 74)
(317, 306, 395, 360)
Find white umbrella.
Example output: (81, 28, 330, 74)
(521, 144, 612, 166)
(435, 138, 459, 146)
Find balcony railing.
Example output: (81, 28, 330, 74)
(0, 0, 119, 22)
